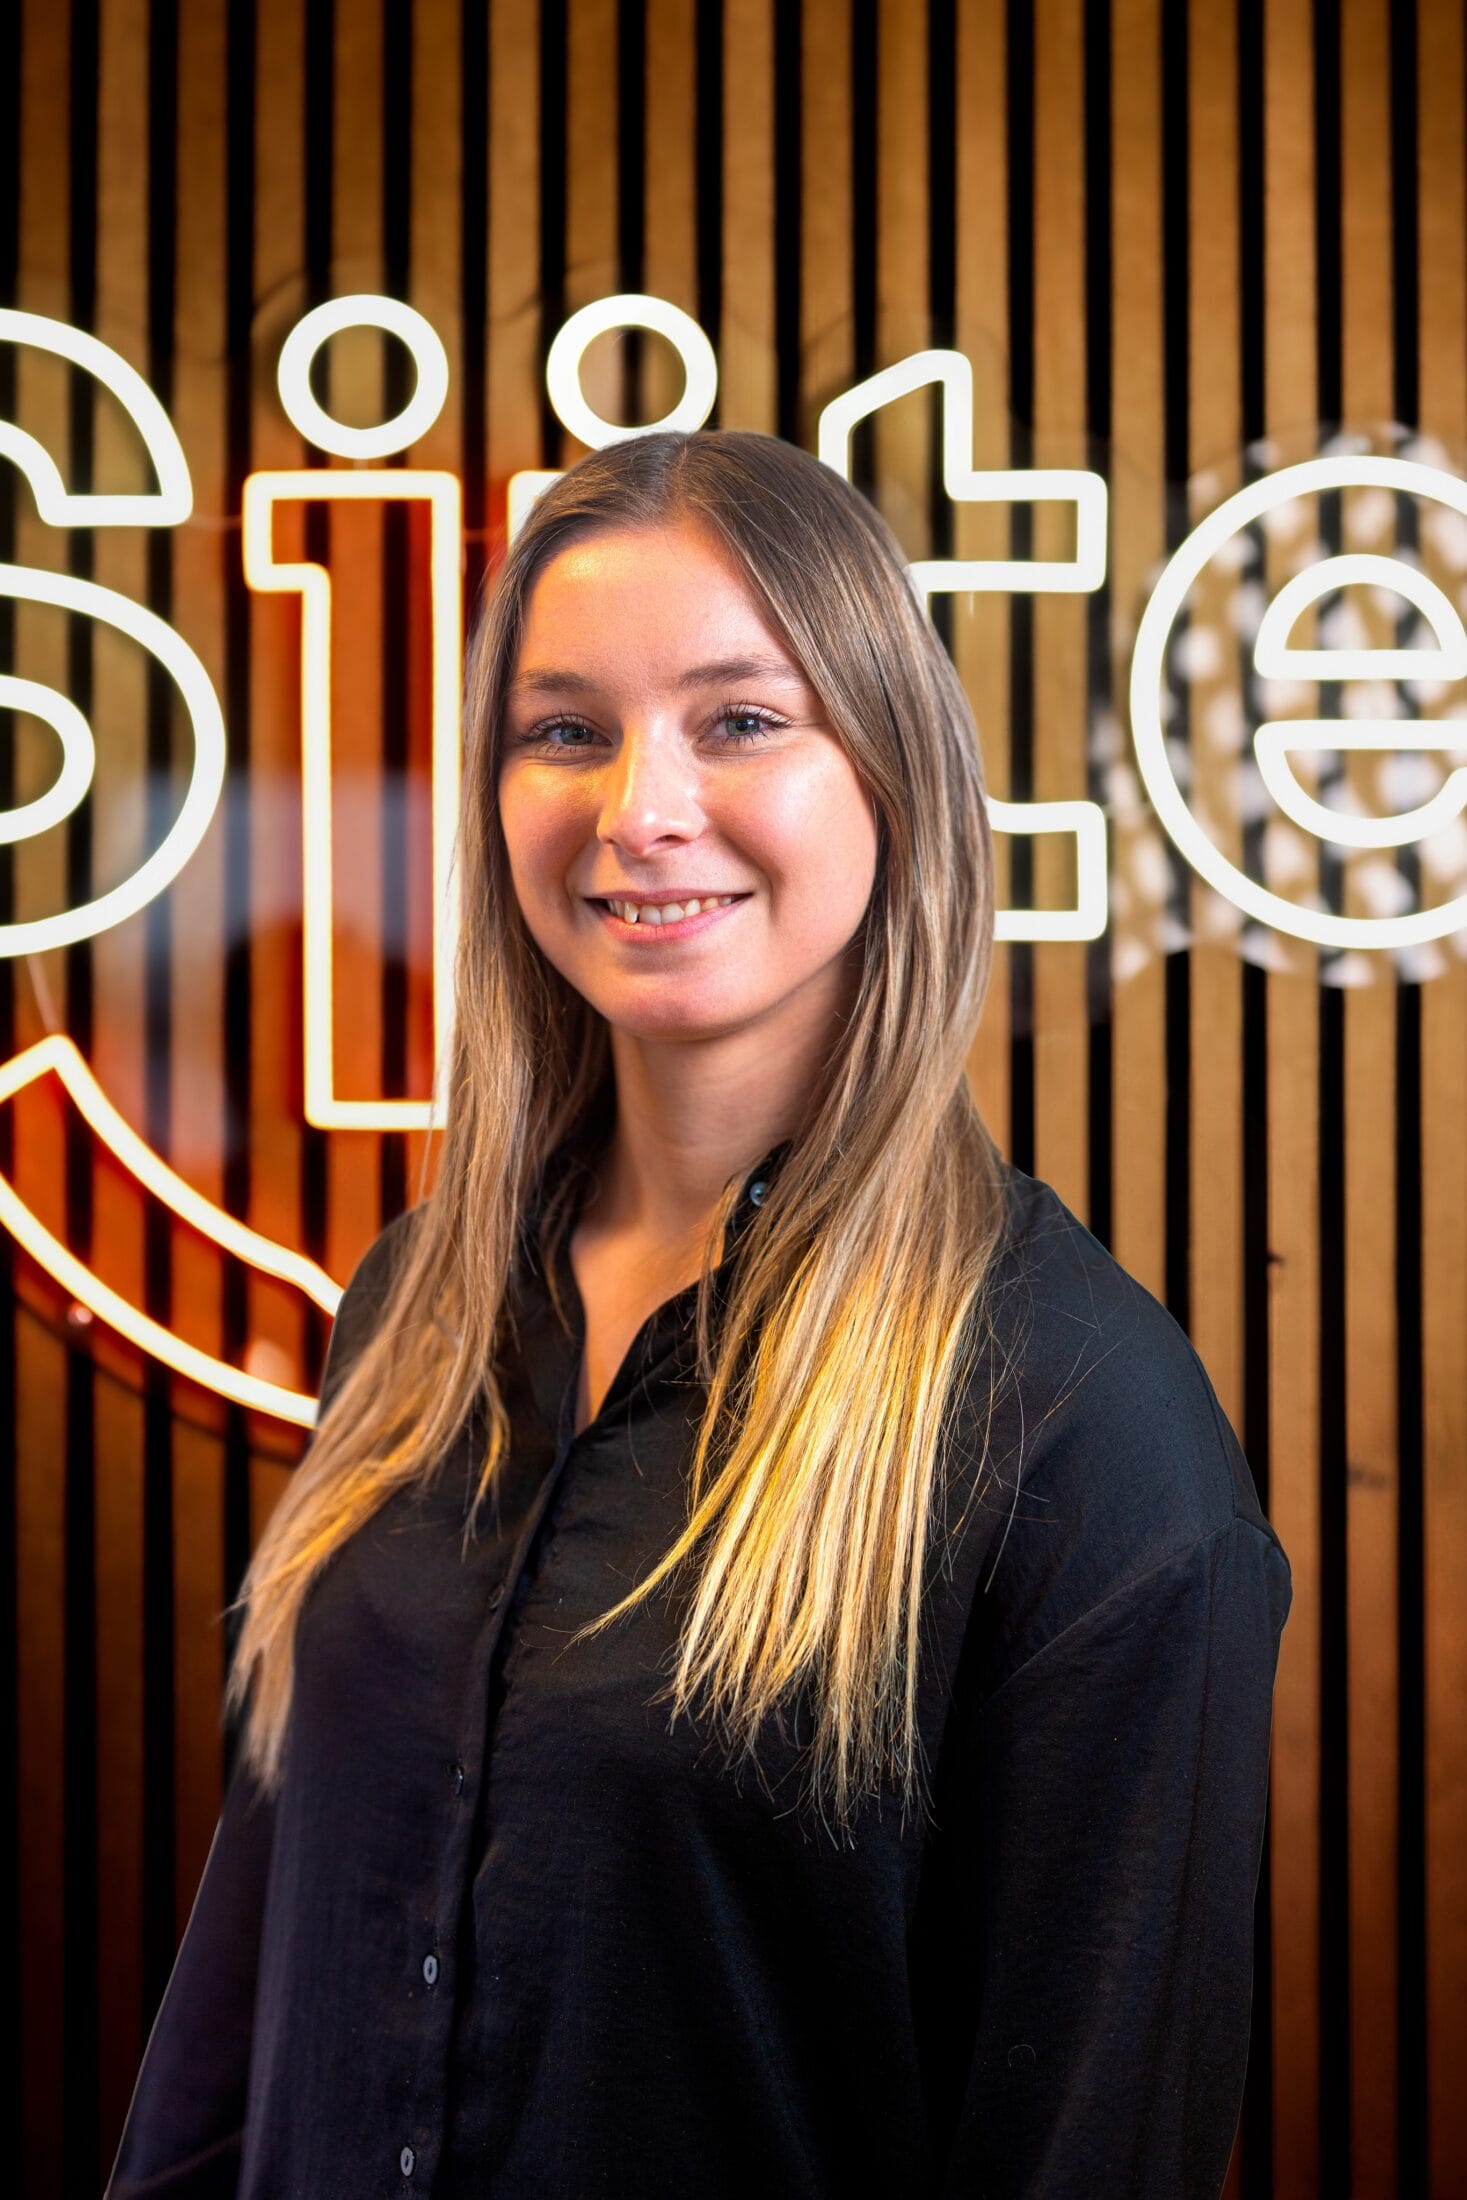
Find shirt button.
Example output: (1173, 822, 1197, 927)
(450, 1760, 466, 1795)
(747, 1178, 768, 1206)
(400, 2144, 416, 2176)
(487, 1581, 505, 1610)
(422, 1952, 439, 1986)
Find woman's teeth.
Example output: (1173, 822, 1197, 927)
(605, 895, 741, 926)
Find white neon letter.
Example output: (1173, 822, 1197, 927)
(817, 349, 1107, 595)
(276, 295, 451, 461)
(0, 677, 94, 842)
(1130, 456, 1467, 944)
(544, 293, 718, 448)
(0, 565, 227, 955)
(242, 470, 464, 1129)
(0, 308, 192, 526)
(508, 294, 722, 541)
(818, 347, 1109, 939)
(0, 1035, 341, 1426)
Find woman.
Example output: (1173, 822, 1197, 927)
(107, 427, 1292, 2199)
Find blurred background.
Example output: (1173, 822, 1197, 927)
(3, 1, 1465, 2193)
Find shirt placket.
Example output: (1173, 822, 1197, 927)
(386, 1306, 583, 2191)
(382, 1158, 781, 2191)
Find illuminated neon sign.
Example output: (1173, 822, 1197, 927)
(241, 464, 464, 1131)
(2, 294, 1464, 1421)
(0, 1035, 336, 1426)
(1130, 456, 1467, 947)
(817, 345, 1109, 943)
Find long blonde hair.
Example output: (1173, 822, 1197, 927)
(226, 427, 1018, 1834)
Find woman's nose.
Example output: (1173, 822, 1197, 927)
(596, 728, 702, 851)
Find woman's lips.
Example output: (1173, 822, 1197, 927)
(588, 895, 751, 943)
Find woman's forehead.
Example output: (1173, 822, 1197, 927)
(510, 534, 813, 698)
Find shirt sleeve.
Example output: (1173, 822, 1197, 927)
(103, 1750, 276, 2198)
(104, 1224, 406, 2196)
(935, 1511, 1293, 2199)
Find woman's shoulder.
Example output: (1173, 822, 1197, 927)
(333, 1203, 427, 1320)
(317, 1205, 428, 1408)
(948, 1162, 1288, 1673)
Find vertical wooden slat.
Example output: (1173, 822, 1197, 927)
(1108, 0, 1167, 1303)
(1182, 133, 1268, 2197)
(89, 0, 152, 2008)
(85, 3, 151, 2190)
(248, 0, 309, 1541)
(1186, 0, 1244, 1419)
(1416, 1, 1467, 2189)
(800, 0, 853, 427)
(643, 0, 698, 416)
(325, 0, 386, 1285)
(871, 0, 931, 568)
(1339, 6, 1400, 2192)
(13, 5, 74, 2188)
(411, 0, 463, 481)
(485, 3, 541, 482)
(1263, 4, 1324, 2192)
(1030, 0, 1089, 1215)
(954, 0, 1011, 1153)
(565, 0, 619, 342)
(166, 0, 232, 1947)
(720, 0, 776, 431)
(797, 0, 851, 449)
(15, 1288, 70, 2189)
(406, 0, 462, 1216)
(1185, 15, 1247, 2183)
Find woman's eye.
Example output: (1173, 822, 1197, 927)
(717, 708, 784, 742)
(517, 704, 784, 755)
(534, 721, 596, 749)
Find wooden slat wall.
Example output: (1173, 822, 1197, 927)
(2, 3, 1463, 2194)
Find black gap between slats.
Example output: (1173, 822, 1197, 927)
(459, 0, 488, 610)
(1311, 6, 1351, 2190)
(138, 10, 180, 2184)
(1082, 0, 1113, 1252)
(300, 0, 334, 1309)
(695, 0, 723, 382)
(538, 0, 567, 466)
(63, 3, 101, 2191)
(1160, 0, 1191, 1334)
(1005, 0, 1034, 1170)
(221, 0, 259, 1770)
(774, 0, 802, 448)
(926, 0, 955, 671)
(1235, 0, 1277, 2188)
(382, 0, 412, 1227)
(617, 0, 644, 419)
(1388, 3, 1425, 2192)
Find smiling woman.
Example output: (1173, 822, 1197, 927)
(107, 428, 1291, 2200)
(496, 515, 884, 1429)
(500, 517, 877, 1058)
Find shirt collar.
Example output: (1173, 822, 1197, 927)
(515, 1136, 792, 1355)
(524, 1136, 792, 1256)
(501, 1138, 792, 1447)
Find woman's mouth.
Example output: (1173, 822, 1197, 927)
(587, 893, 751, 942)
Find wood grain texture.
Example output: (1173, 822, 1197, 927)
(1415, 6, 1467, 2193)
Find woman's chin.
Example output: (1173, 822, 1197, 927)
(595, 992, 761, 1045)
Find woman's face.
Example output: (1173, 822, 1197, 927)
(497, 518, 880, 1047)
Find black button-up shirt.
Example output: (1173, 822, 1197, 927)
(105, 1153, 1293, 2198)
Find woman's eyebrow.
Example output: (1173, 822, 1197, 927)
(508, 653, 808, 698)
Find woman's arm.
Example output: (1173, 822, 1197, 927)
(935, 1510, 1292, 2199)
(103, 1217, 414, 2196)
(102, 1749, 276, 2198)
